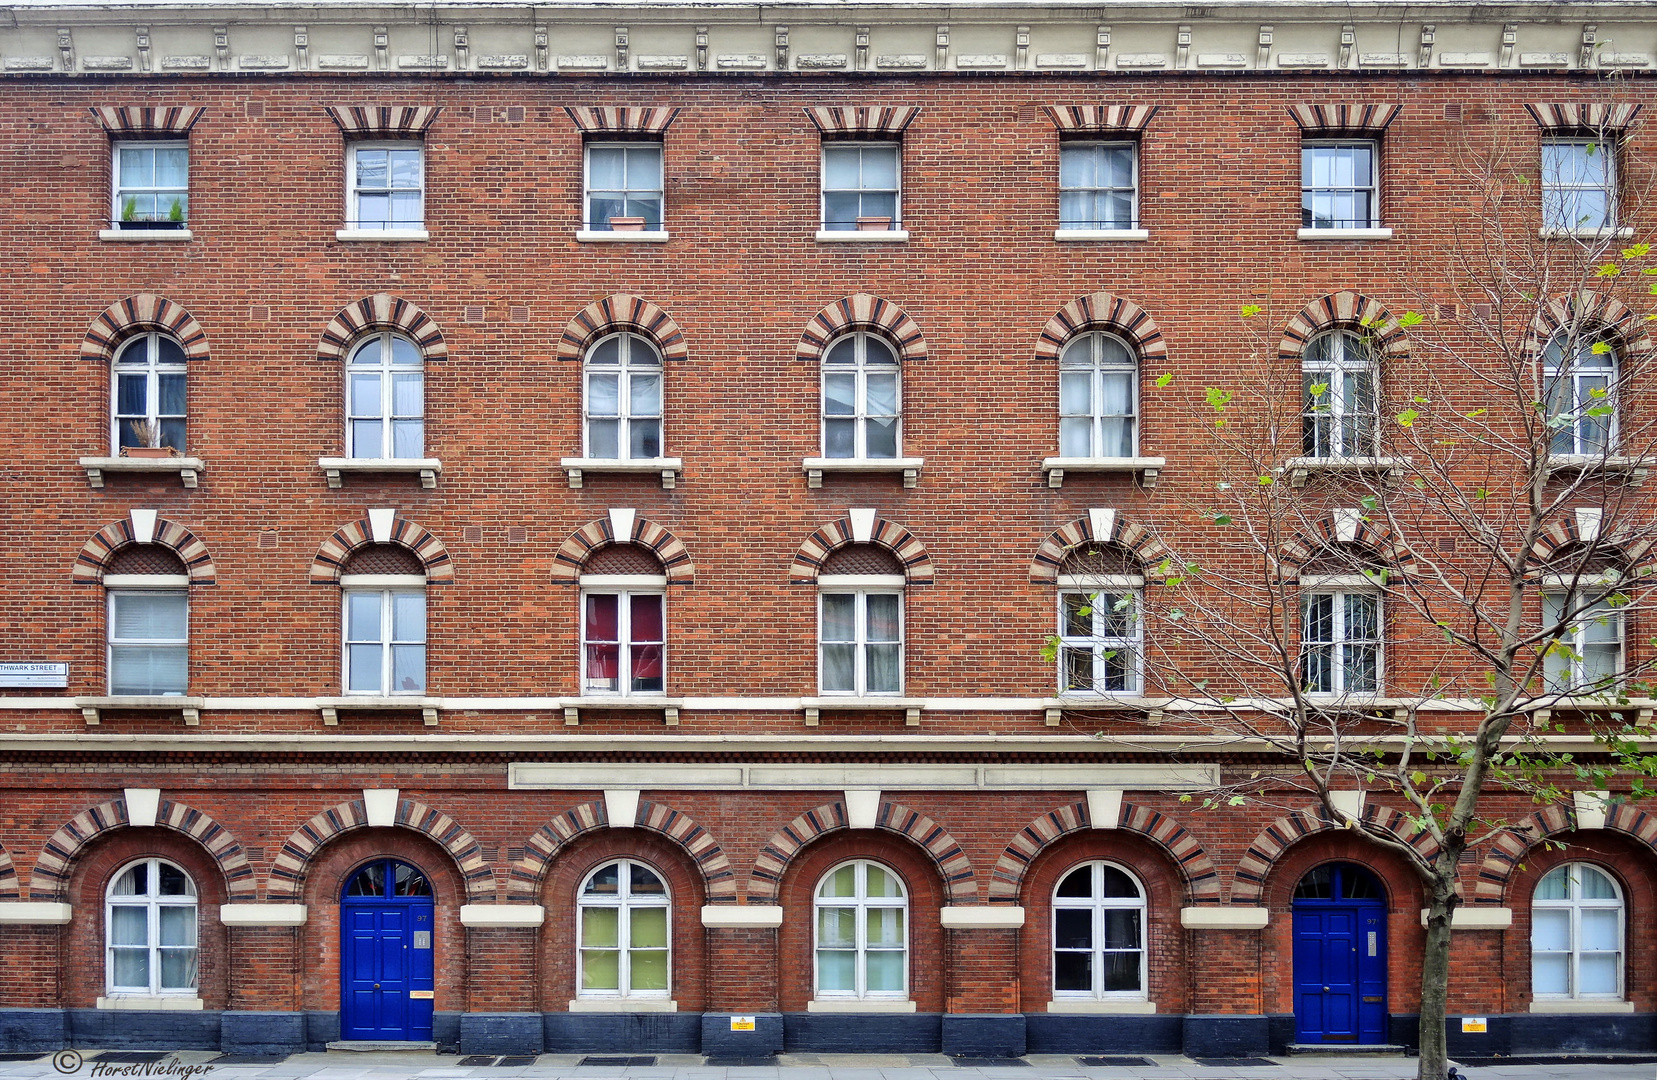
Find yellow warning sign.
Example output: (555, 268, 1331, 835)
(1461, 1017, 1487, 1033)
(730, 1016, 756, 1031)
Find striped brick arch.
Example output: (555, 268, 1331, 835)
(1230, 804, 1439, 904)
(1472, 800, 1657, 905)
(317, 294, 448, 363)
(566, 106, 679, 134)
(1282, 513, 1422, 578)
(1278, 291, 1409, 362)
(1035, 292, 1167, 365)
(804, 106, 919, 137)
(1525, 103, 1642, 132)
(556, 295, 688, 363)
(309, 516, 453, 584)
(1523, 292, 1655, 359)
(80, 294, 210, 363)
(73, 518, 216, 585)
(29, 797, 255, 901)
(797, 294, 927, 363)
(790, 516, 934, 585)
(988, 800, 1221, 903)
(505, 799, 736, 902)
(1042, 105, 1158, 133)
(749, 800, 975, 903)
(550, 517, 694, 584)
(323, 105, 443, 137)
(268, 796, 492, 901)
(1029, 514, 1167, 583)
(89, 105, 207, 135)
(0, 844, 19, 902)
(1530, 512, 1656, 570)
(1287, 103, 1402, 133)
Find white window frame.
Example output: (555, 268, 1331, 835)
(814, 859, 909, 1001)
(820, 332, 902, 461)
(1542, 588, 1625, 693)
(1058, 331, 1140, 459)
(820, 141, 902, 231)
(111, 139, 189, 228)
(346, 332, 425, 460)
(1301, 140, 1380, 230)
(576, 858, 672, 1001)
(1300, 584, 1383, 696)
(583, 333, 664, 462)
(1543, 333, 1619, 457)
(1541, 138, 1619, 233)
(345, 140, 425, 231)
(341, 581, 427, 697)
(1301, 331, 1380, 459)
(111, 332, 188, 454)
(1532, 862, 1625, 1002)
(1052, 861, 1149, 1002)
(107, 585, 189, 697)
(105, 857, 198, 998)
(1056, 576, 1143, 696)
(583, 141, 665, 232)
(580, 584, 668, 698)
(817, 582, 905, 697)
(1058, 141, 1139, 232)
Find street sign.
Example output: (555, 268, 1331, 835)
(0, 663, 67, 688)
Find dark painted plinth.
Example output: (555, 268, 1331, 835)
(545, 1012, 703, 1052)
(0, 1009, 68, 1052)
(68, 1008, 221, 1050)
(459, 1012, 543, 1056)
(1025, 1013, 1183, 1055)
(701, 1013, 782, 1057)
(304, 1011, 340, 1052)
(1182, 1014, 1269, 1058)
(783, 1012, 942, 1053)
(941, 1014, 1025, 1057)
(220, 1011, 306, 1055)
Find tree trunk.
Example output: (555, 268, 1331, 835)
(1417, 868, 1461, 1080)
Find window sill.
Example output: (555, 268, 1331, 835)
(97, 996, 204, 1011)
(1545, 454, 1653, 483)
(1047, 999, 1157, 1014)
(80, 455, 205, 489)
(801, 696, 924, 727)
(1538, 226, 1635, 241)
(816, 229, 909, 243)
(98, 228, 193, 242)
(560, 457, 683, 490)
(1297, 227, 1393, 241)
(317, 696, 439, 727)
(808, 999, 917, 1013)
(575, 230, 671, 243)
(1044, 697, 1161, 725)
(802, 457, 924, 489)
(1283, 455, 1407, 488)
(319, 457, 442, 489)
(76, 696, 203, 727)
(1529, 1000, 1635, 1014)
(567, 999, 679, 1013)
(335, 228, 429, 242)
(562, 697, 682, 727)
(1042, 456, 1165, 489)
(1054, 229, 1148, 242)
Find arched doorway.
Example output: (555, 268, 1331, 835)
(340, 859, 435, 1042)
(1292, 862, 1387, 1044)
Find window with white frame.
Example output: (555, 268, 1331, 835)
(1053, 862, 1147, 1001)
(585, 143, 664, 231)
(343, 586, 427, 695)
(582, 591, 665, 695)
(822, 333, 901, 461)
(819, 584, 903, 696)
(1543, 591, 1623, 692)
(1542, 139, 1618, 233)
(108, 588, 188, 696)
(578, 859, 671, 999)
(1301, 588, 1381, 694)
(112, 142, 188, 228)
(1057, 579, 1142, 695)
(347, 333, 424, 459)
(1533, 863, 1623, 1000)
(1059, 332, 1138, 458)
(1059, 142, 1138, 231)
(112, 333, 187, 453)
(1301, 141, 1378, 229)
(815, 860, 907, 1000)
(585, 334, 663, 460)
(822, 142, 900, 231)
(107, 858, 197, 997)
(1302, 331, 1379, 458)
(347, 142, 424, 230)
(1543, 333, 1618, 456)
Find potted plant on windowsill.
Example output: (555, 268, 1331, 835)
(117, 197, 187, 232)
(607, 216, 647, 232)
(856, 215, 894, 232)
(120, 420, 179, 459)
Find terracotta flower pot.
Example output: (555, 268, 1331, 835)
(122, 446, 178, 459)
(856, 216, 894, 231)
(608, 216, 647, 232)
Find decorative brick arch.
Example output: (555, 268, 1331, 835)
(556, 294, 689, 362)
(1281, 513, 1422, 578)
(316, 293, 448, 362)
(309, 515, 453, 584)
(1473, 800, 1657, 904)
(268, 796, 491, 901)
(1524, 291, 1655, 358)
(550, 516, 694, 584)
(28, 797, 255, 901)
(0, 843, 19, 902)
(1278, 290, 1409, 361)
(80, 294, 210, 364)
(1029, 513, 1168, 583)
(73, 518, 216, 585)
(797, 293, 927, 363)
(506, 799, 736, 901)
(1035, 291, 1168, 364)
(1530, 512, 1656, 571)
(989, 800, 1221, 904)
(749, 800, 975, 903)
(1231, 804, 1439, 904)
(790, 515, 934, 585)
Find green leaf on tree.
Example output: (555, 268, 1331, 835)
(1396, 408, 1421, 427)
(1399, 311, 1425, 327)
(1240, 304, 1262, 318)
(1155, 372, 1174, 387)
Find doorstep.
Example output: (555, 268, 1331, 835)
(325, 1040, 438, 1052)
(1284, 1043, 1409, 1056)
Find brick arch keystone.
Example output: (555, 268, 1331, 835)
(790, 516, 934, 585)
(28, 797, 255, 901)
(1278, 290, 1409, 362)
(556, 295, 689, 363)
(1035, 291, 1168, 364)
(80, 294, 210, 363)
(550, 517, 694, 584)
(1282, 513, 1422, 578)
(317, 293, 448, 362)
(73, 518, 216, 585)
(310, 515, 453, 584)
(988, 800, 1221, 903)
(1472, 800, 1657, 904)
(506, 799, 736, 901)
(1231, 804, 1439, 904)
(748, 800, 976, 903)
(1524, 291, 1655, 359)
(268, 797, 492, 901)
(1029, 514, 1168, 583)
(797, 293, 926, 363)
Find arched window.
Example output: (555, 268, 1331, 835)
(577, 859, 671, 1000)
(581, 545, 667, 697)
(105, 545, 190, 697)
(106, 858, 198, 998)
(1056, 545, 1143, 696)
(112, 332, 187, 453)
(1533, 863, 1624, 1000)
(822, 333, 900, 462)
(347, 332, 424, 460)
(1059, 331, 1138, 459)
(1053, 861, 1147, 1001)
(818, 545, 904, 697)
(814, 860, 907, 1000)
(340, 545, 427, 696)
(344, 859, 433, 897)
(1544, 333, 1618, 456)
(1301, 331, 1378, 459)
(584, 333, 663, 461)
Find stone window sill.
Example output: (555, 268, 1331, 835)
(1054, 228, 1148, 242)
(97, 996, 204, 1011)
(562, 697, 683, 727)
(1283, 455, 1406, 488)
(1545, 454, 1652, 483)
(802, 457, 923, 489)
(1539, 226, 1635, 241)
(567, 998, 678, 1013)
(81, 456, 205, 489)
(77, 696, 203, 726)
(801, 696, 923, 727)
(336, 228, 429, 242)
(1047, 999, 1157, 1014)
(807, 999, 916, 1013)
(98, 229, 193, 242)
(560, 457, 683, 490)
(1529, 999, 1635, 1014)
(816, 229, 909, 243)
(319, 457, 442, 489)
(1042, 456, 1165, 489)
(317, 696, 439, 727)
(1298, 227, 1393, 241)
(575, 230, 671, 243)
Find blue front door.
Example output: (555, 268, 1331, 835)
(341, 859, 435, 1041)
(1292, 863, 1387, 1044)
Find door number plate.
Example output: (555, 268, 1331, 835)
(413, 931, 432, 949)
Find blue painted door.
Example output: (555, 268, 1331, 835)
(340, 859, 435, 1041)
(1292, 863, 1387, 1044)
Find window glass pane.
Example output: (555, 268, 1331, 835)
(1579, 953, 1619, 995)
(392, 420, 423, 459)
(588, 419, 620, 459)
(388, 149, 421, 186)
(865, 644, 901, 693)
(866, 595, 900, 642)
(159, 905, 196, 947)
(630, 863, 666, 896)
(861, 145, 898, 188)
(1102, 949, 1141, 992)
(389, 191, 421, 226)
(866, 373, 898, 416)
(392, 373, 422, 417)
(630, 373, 661, 417)
(1581, 908, 1619, 951)
(865, 949, 905, 992)
(1054, 908, 1092, 949)
(350, 373, 383, 416)
(821, 864, 856, 899)
(630, 906, 669, 949)
(823, 192, 859, 228)
(347, 593, 383, 641)
(822, 645, 855, 693)
(859, 192, 898, 221)
(823, 146, 861, 188)
(822, 595, 855, 641)
(1054, 950, 1092, 992)
(1536, 866, 1569, 901)
(587, 595, 619, 641)
(630, 948, 669, 991)
(631, 644, 664, 693)
(865, 418, 899, 459)
(158, 863, 193, 896)
(630, 595, 663, 643)
(1103, 909, 1141, 951)
(119, 147, 152, 187)
(113, 592, 187, 640)
(866, 906, 903, 946)
(817, 949, 855, 992)
(581, 948, 620, 991)
(585, 864, 619, 895)
(589, 373, 621, 416)
(350, 417, 383, 455)
(1100, 866, 1139, 898)
(866, 864, 902, 898)
(116, 373, 149, 420)
(629, 419, 661, 459)
(589, 147, 626, 189)
(1579, 865, 1617, 899)
(818, 906, 855, 947)
(110, 905, 149, 946)
(582, 906, 619, 948)
(391, 645, 425, 693)
(111, 948, 149, 989)
(1059, 145, 1096, 188)
(823, 372, 856, 416)
(114, 865, 147, 896)
(158, 947, 197, 991)
(347, 644, 382, 694)
(1057, 866, 1092, 898)
(1532, 909, 1570, 951)
(392, 594, 425, 642)
(155, 147, 189, 187)
(158, 372, 187, 418)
